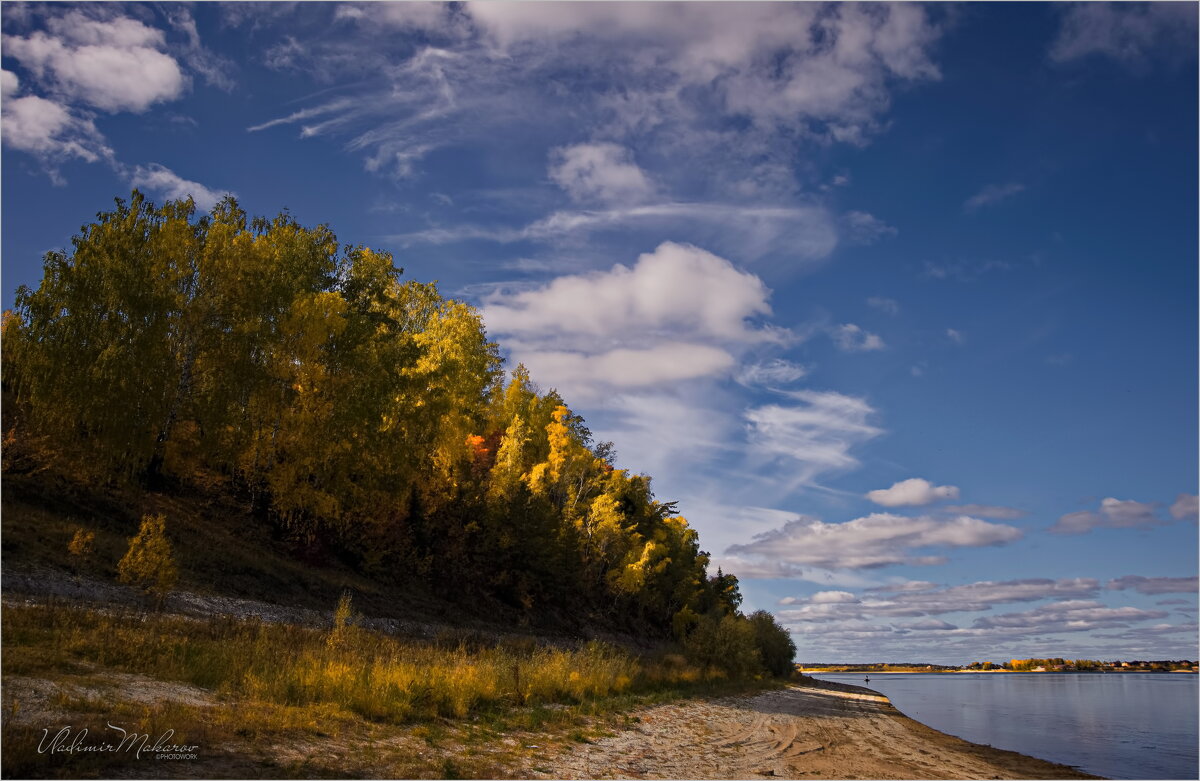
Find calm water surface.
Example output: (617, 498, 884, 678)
(812, 673, 1198, 780)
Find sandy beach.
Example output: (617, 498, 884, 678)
(527, 678, 1099, 780)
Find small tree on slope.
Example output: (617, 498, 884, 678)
(118, 513, 178, 608)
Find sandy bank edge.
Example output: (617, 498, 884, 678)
(799, 676, 1103, 779)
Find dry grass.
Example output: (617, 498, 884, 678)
(1, 602, 768, 778)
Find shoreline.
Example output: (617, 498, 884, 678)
(531, 677, 1100, 779)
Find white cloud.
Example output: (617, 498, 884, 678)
(943, 504, 1028, 520)
(855, 578, 1100, 617)
(549, 142, 654, 205)
(129, 163, 232, 211)
(1050, 3, 1198, 64)
(1107, 575, 1199, 596)
(867, 478, 960, 508)
(481, 242, 791, 405)
(0, 95, 113, 177)
(735, 359, 807, 389)
(517, 343, 735, 396)
(1, 69, 20, 99)
(866, 296, 899, 315)
(1170, 493, 1198, 521)
(744, 390, 882, 487)
(830, 323, 885, 352)
(483, 242, 776, 348)
(964, 182, 1025, 212)
(4, 12, 185, 113)
(811, 590, 861, 604)
(728, 512, 1021, 572)
(972, 600, 1167, 631)
(1050, 497, 1161, 534)
(946, 328, 965, 344)
(249, 2, 944, 208)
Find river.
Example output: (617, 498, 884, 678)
(811, 672, 1198, 779)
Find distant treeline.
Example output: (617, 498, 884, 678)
(1, 192, 794, 675)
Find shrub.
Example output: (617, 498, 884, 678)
(67, 527, 96, 559)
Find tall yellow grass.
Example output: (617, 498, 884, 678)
(2, 603, 723, 725)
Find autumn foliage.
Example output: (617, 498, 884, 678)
(2, 192, 787, 664)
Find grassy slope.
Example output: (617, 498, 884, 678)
(3, 469, 580, 634)
(1, 471, 778, 778)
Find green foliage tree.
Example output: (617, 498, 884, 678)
(748, 610, 797, 677)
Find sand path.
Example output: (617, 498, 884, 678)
(529, 681, 1098, 780)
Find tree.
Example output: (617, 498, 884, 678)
(748, 610, 797, 677)
(117, 514, 178, 605)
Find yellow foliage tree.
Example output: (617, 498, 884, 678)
(117, 514, 178, 603)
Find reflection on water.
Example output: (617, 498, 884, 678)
(812, 673, 1198, 780)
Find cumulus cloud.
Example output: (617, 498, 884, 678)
(727, 512, 1022, 572)
(1050, 3, 1198, 64)
(0, 95, 113, 178)
(963, 182, 1025, 212)
(1050, 497, 1162, 534)
(1, 69, 20, 98)
(3, 10, 185, 113)
(480, 241, 785, 400)
(743, 390, 882, 487)
(830, 323, 885, 352)
(867, 478, 960, 508)
(549, 142, 655, 205)
(946, 328, 965, 344)
(2, 6, 225, 191)
(483, 241, 774, 346)
(128, 163, 233, 211)
(1107, 575, 1199, 596)
(1170, 493, 1198, 521)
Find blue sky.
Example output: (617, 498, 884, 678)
(2, 2, 1196, 664)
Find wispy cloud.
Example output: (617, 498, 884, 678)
(393, 202, 840, 262)
(866, 296, 900, 315)
(829, 323, 885, 352)
(743, 390, 883, 489)
(963, 182, 1025, 212)
(1050, 3, 1198, 65)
